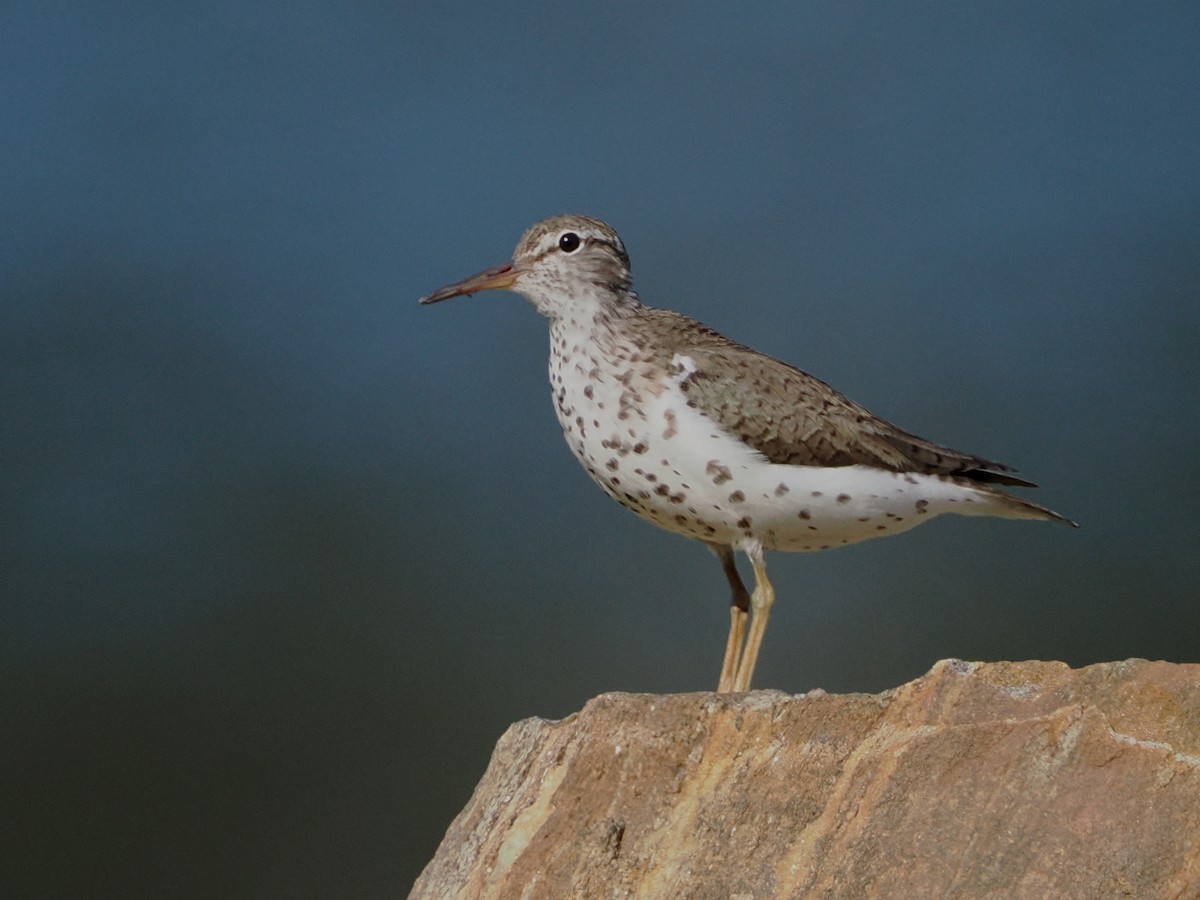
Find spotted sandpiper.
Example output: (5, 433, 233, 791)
(421, 215, 1075, 692)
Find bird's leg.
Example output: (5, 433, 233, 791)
(732, 543, 776, 692)
(708, 543, 750, 693)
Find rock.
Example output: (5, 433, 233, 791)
(411, 660, 1200, 898)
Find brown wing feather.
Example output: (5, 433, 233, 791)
(643, 308, 1035, 487)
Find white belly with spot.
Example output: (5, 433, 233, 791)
(549, 331, 1012, 553)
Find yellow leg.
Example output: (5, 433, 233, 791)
(719, 604, 749, 693)
(709, 544, 750, 693)
(732, 544, 775, 692)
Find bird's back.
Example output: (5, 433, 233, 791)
(632, 306, 1033, 486)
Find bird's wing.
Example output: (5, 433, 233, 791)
(652, 310, 1034, 486)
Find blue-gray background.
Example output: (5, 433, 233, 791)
(5, 2, 1198, 896)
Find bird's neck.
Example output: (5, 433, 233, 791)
(529, 283, 642, 325)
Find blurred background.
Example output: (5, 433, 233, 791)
(4, 2, 1198, 896)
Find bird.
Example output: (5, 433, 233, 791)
(420, 214, 1075, 692)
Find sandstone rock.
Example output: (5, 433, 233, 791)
(411, 660, 1200, 898)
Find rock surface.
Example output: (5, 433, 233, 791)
(411, 660, 1200, 899)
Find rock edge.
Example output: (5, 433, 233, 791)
(412, 659, 1200, 899)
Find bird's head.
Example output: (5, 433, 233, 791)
(420, 215, 638, 320)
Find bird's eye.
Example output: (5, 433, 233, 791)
(558, 232, 581, 253)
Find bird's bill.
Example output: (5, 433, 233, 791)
(419, 263, 518, 304)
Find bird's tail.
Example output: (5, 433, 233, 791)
(969, 482, 1078, 527)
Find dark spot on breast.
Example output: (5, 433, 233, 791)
(606, 459, 619, 471)
(674, 514, 688, 526)
(669, 493, 686, 504)
(654, 484, 671, 496)
(811, 491, 823, 497)
(837, 494, 851, 503)
(706, 460, 733, 485)
(633, 442, 647, 454)
(583, 384, 594, 399)
(774, 483, 789, 497)
(736, 516, 752, 529)
(662, 410, 678, 439)
(728, 490, 745, 503)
